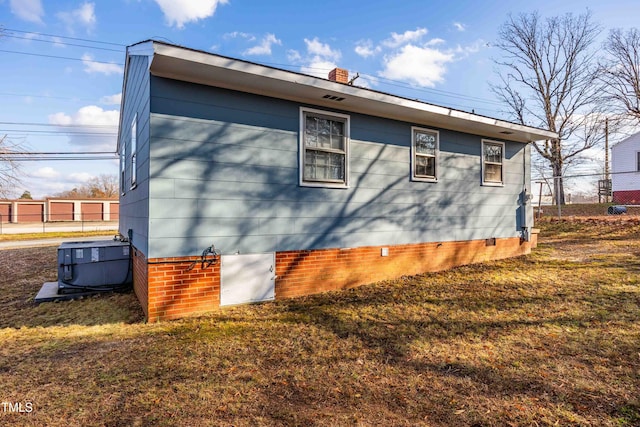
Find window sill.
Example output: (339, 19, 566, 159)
(482, 181, 504, 187)
(300, 181, 349, 189)
(412, 176, 437, 183)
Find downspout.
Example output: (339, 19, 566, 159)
(521, 142, 531, 241)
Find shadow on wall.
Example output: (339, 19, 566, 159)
(147, 116, 526, 259)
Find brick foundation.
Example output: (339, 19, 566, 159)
(275, 237, 532, 299)
(133, 236, 532, 322)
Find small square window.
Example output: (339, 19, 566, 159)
(412, 127, 439, 181)
(482, 140, 504, 186)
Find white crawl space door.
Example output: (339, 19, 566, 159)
(220, 253, 275, 306)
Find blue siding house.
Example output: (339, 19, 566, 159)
(117, 40, 556, 322)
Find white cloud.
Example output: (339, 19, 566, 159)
(302, 59, 339, 79)
(49, 105, 119, 127)
(380, 44, 455, 87)
(26, 168, 106, 198)
(48, 112, 73, 126)
(305, 37, 340, 60)
(69, 172, 94, 182)
(287, 49, 302, 63)
(382, 28, 427, 48)
(453, 40, 484, 57)
(51, 36, 65, 47)
(426, 38, 446, 47)
(224, 31, 255, 41)
(10, 0, 44, 23)
(48, 105, 119, 150)
(453, 22, 466, 32)
(153, 0, 227, 29)
(57, 2, 96, 32)
(354, 39, 380, 58)
(32, 167, 60, 179)
(287, 38, 342, 78)
(244, 33, 281, 56)
(286, 38, 343, 78)
(81, 54, 123, 75)
(100, 93, 122, 105)
(353, 27, 486, 88)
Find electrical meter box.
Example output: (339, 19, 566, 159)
(57, 240, 132, 294)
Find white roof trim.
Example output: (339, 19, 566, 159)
(132, 41, 558, 143)
(611, 131, 640, 150)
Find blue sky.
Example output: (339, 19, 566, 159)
(1, 0, 639, 198)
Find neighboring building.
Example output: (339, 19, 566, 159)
(612, 132, 640, 204)
(117, 40, 557, 322)
(0, 198, 118, 223)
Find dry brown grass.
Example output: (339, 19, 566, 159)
(1, 219, 639, 426)
(0, 230, 117, 242)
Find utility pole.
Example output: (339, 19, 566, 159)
(605, 118, 610, 203)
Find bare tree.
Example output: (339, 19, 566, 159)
(88, 174, 119, 198)
(56, 174, 119, 198)
(601, 28, 640, 121)
(0, 135, 23, 198)
(492, 11, 603, 204)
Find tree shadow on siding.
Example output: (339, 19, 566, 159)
(146, 99, 527, 316)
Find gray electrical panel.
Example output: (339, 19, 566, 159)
(57, 240, 132, 293)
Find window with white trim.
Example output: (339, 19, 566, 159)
(120, 144, 126, 194)
(300, 108, 350, 188)
(482, 140, 504, 185)
(130, 114, 137, 188)
(412, 127, 439, 181)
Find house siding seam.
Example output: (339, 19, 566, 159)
(138, 236, 534, 322)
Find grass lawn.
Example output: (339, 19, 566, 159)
(0, 230, 118, 242)
(0, 219, 638, 426)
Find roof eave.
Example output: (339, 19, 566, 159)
(146, 41, 557, 143)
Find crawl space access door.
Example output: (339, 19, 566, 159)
(220, 253, 275, 306)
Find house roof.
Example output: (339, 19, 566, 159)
(611, 131, 640, 151)
(123, 40, 558, 144)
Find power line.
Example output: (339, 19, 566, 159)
(0, 49, 124, 66)
(8, 157, 117, 161)
(0, 121, 117, 128)
(2, 27, 506, 118)
(3, 27, 126, 47)
(2, 150, 118, 161)
(3, 34, 124, 52)
(0, 92, 100, 102)
(1, 130, 117, 136)
(2, 151, 115, 155)
(3, 27, 501, 113)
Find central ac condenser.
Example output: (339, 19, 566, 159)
(57, 240, 132, 294)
